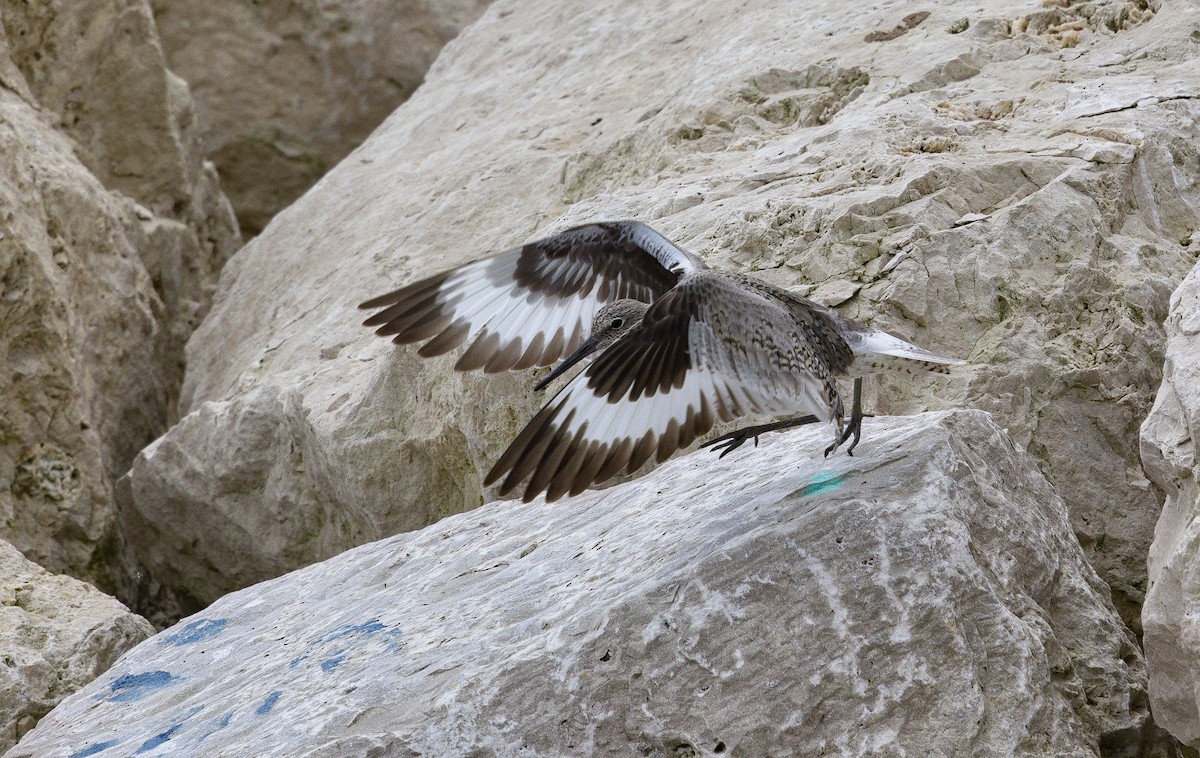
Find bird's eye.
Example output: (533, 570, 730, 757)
(611, 317, 624, 328)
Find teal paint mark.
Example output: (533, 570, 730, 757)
(162, 618, 227, 646)
(799, 471, 844, 497)
(134, 722, 183, 753)
(256, 691, 282, 715)
(69, 740, 119, 758)
(107, 671, 177, 702)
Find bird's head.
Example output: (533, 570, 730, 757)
(534, 299, 648, 390)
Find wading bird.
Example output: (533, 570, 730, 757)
(360, 220, 963, 502)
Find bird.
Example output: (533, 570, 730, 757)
(360, 220, 964, 503)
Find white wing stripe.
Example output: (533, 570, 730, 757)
(483, 290, 545, 343)
(550, 363, 821, 448)
(435, 264, 608, 364)
(629, 223, 701, 275)
(363, 221, 700, 371)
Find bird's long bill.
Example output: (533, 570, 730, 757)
(534, 336, 599, 391)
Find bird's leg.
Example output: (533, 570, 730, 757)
(827, 378, 869, 457)
(701, 415, 821, 459)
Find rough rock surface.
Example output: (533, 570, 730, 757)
(150, 0, 493, 235)
(11, 412, 1166, 756)
(124, 0, 1200, 629)
(0, 2, 240, 585)
(1141, 261, 1200, 748)
(0, 539, 153, 753)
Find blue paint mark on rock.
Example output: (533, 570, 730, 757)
(799, 471, 844, 497)
(197, 713, 233, 744)
(321, 653, 346, 672)
(319, 619, 405, 653)
(321, 619, 386, 643)
(134, 722, 184, 754)
(288, 619, 405, 674)
(382, 627, 405, 654)
(162, 618, 228, 646)
(107, 670, 177, 702)
(256, 691, 283, 715)
(69, 739, 119, 758)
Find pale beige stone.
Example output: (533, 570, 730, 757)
(0, 88, 163, 578)
(150, 0, 493, 235)
(0, 539, 153, 753)
(1141, 260, 1200, 748)
(0, 0, 239, 586)
(3, 0, 240, 270)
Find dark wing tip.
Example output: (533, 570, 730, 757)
(359, 292, 398, 310)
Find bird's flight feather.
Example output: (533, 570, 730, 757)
(360, 221, 700, 372)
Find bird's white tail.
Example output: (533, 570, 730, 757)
(848, 330, 966, 376)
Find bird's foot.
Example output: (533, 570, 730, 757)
(702, 415, 821, 459)
(701, 429, 762, 459)
(827, 411, 874, 457)
(825, 378, 871, 458)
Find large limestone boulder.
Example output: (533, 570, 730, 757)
(0, 539, 153, 752)
(4, 0, 241, 309)
(123, 0, 1200, 629)
(1141, 261, 1200, 747)
(11, 412, 1168, 756)
(150, 0, 493, 235)
(0, 2, 240, 586)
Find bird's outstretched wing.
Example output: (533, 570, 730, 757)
(485, 273, 850, 502)
(360, 221, 701, 372)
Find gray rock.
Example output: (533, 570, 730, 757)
(129, 0, 1200, 633)
(150, 0, 493, 235)
(0, 0, 240, 586)
(0, 539, 153, 753)
(1141, 261, 1200, 748)
(10, 412, 1162, 756)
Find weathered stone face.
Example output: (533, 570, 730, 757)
(149, 0, 494, 235)
(10, 411, 1172, 755)
(0, 539, 153, 753)
(1141, 261, 1200, 748)
(0, 0, 240, 586)
(0, 89, 163, 576)
(118, 0, 1199, 633)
